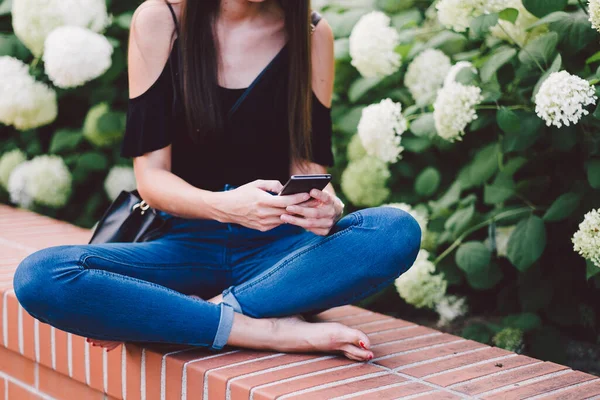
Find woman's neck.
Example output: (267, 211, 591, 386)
(218, 0, 271, 23)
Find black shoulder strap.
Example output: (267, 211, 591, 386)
(311, 10, 322, 34)
(165, 1, 180, 36)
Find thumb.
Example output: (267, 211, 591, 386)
(253, 179, 283, 194)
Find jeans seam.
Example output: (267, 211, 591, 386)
(81, 254, 224, 271)
(232, 225, 356, 298)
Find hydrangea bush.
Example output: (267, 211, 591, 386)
(1, 0, 600, 363)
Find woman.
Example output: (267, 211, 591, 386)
(13, 0, 421, 362)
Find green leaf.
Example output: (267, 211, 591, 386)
(586, 51, 600, 64)
(409, 113, 436, 138)
(549, 10, 597, 55)
(533, 54, 562, 100)
(499, 8, 519, 23)
(587, 159, 600, 189)
(415, 167, 441, 197)
(507, 215, 547, 272)
(484, 175, 515, 205)
(499, 110, 543, 152)
(445, 204, 475, 234)
(335, 107, 363, 134)
(76, 152, 108, 172)
(470, 13, 499, 37)
(481, 47, 517, 83)
(461, 323, 493, 344)
(334, 38, 350, 61)
(403, 137, 432, 153)
(518, 32, 558, 67)
(458, 144, 500, 188)
(466, 261, 504, 290)
(528, 11, 569, 29)
(522, 0, 567, 18)
(115, 12, 133, 29)
(455, 242, 491, 275)
(429, 181, 462, 216)
(348, 77, 382, 103)
(586, 260, 600, 280)
(0, 0, 12, 16)
(49, 130, 83, 154)
(543, 192, 581, 222)
(502, 313, 542, 332)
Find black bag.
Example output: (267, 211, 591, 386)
(88, 190, 167, 244)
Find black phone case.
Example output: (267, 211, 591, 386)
(279, 175, 331, 196)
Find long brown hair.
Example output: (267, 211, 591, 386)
(177, 0, 313, 164)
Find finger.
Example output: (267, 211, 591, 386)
(254, 179, 283, 194)
(310, 189, 334, 204)
(298, 198, 322, 208)
(339, 343, 373, 361)
(286, 204, 331, 219)
(266, 192, 311, 208)
(280, 214, 331, 229)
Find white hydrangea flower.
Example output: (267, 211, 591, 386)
(83, 103, 124, 147)
(11, 0, 109, 57)
(341, 156, 391, 207)
(0, 149, 27, 190)
(435, 295, 468, 327)
(490, 0, 543, 46)
(383, 203, 428, 239)
(8, 162, 34, 209)
(357, 99, 407, 163)
(0, 56, 57, 130)
(8, 155, 72, 209)
(590, 0, 600, 33)
(572, 209, 600, 268)
(395, 250, 447, 309)
(104, 166, 136, 201)
(405, 49, 452, 106)
(349, 11, 401, 78)
(535, 71, 597, 128)
(43, 26, 113, 89)
(434, 82, 483, 141)
(436, 0, 507, 33)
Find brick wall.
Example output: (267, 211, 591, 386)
(1, 205, 599, 399)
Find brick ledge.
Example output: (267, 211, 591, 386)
(0, 204, 598, 399)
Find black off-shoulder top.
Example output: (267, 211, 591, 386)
(121, 4, 335, 192)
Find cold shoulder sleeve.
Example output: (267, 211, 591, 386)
(120, 61, 174, 158)
(309, 94, 335, 167)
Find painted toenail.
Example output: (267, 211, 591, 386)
(359, 341, 367, 349)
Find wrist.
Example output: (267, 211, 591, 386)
(333, 196, 345, 220)
(201, 190, 231, 223)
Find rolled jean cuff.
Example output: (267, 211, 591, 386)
(211, 303, 235, 351)
(222, 287, 243, 314)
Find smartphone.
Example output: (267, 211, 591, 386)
(278, 174, 332, 196)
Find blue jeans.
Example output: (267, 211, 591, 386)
(13, 184, 421, 351)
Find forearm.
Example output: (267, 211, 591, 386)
(136, 167, 225, 220)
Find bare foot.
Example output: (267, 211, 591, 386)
(228, 313, 374, 361)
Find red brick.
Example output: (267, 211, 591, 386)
(359, 319, 415, 334)
(105, 344, 124, 399)
(37, 322, 52, 370)
(70, 334, 87, 385)
(6, 381, 42, 400)
(314, 305, 366, 320)
(230, 357, 355, 399)
(0, 289, 5, 348)
(452, 362, 569, 395)
(287, 372, 406, 399)
(206, 353, 317, 399)
(373, 333, 461, 358)
(370, 326, 438, 346)
(484, 372, 598, 400)
(6, 294, 19, 353)
(38, 362, 105, 400)
(410, 391, 464, 399)
(347, 382, 433, 399)
(403, 347, 510, 378)
(0, 346, 35, 385)
(426, 354, 538, 386)
(252, 363, 384, 400)
(376, 340, 487, 370)
(339, 313, 393, 326)
(21, 308, 35, 361)
(125, 345, 143, 400)
(540, 379, 600, 399)
(144, 349, 164, 400)
(53, 329, 69, 376)
(0, 378, 4, 399)
(88, 343, 105, 393)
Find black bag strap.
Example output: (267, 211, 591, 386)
(165, 1, 180, 36)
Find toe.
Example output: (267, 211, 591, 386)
(343, 328, 371, 350)
(340, 343, 373, 361)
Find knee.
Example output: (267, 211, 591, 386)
(360, 206, 422, 277)
(13, 245, 83, 318)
